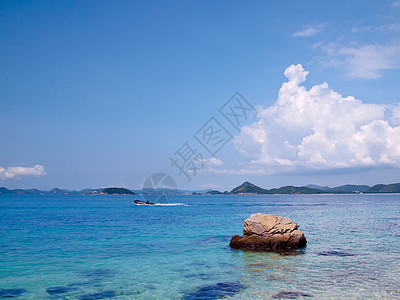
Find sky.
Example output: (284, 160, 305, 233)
(1, 0, 400, 191)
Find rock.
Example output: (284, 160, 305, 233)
(78, 290, 117, 299)
(46, 286, 77, 295)
(0, 288, 27, 297)
(230, 213, 307, 251)
(182, 282, 246, 300)
(317, 250, 355, 257)
(272, 291, 313, 298)
(79, 268, 118, 279)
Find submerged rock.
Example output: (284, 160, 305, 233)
(78, 290, 117, 299)
(182, 282, 246, 300)
(0, 288, 27, 298)
(317, 250, 355, 257)
(230, 213, 307, 251)
(79, 268, 118, 279)
(272, 291, 313, 298)
(46, 286, 77, 295)
(184, 273, 213, 280)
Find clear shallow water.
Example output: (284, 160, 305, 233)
(1, 194, 400, 299)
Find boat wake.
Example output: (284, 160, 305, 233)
(134, 199, 188, 206)
(154, 203, 188, 206)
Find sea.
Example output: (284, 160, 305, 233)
(1, 194, 400, 299)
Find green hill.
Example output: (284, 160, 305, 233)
(307, 184, 371, 193)
(330, 184, 370, 193)
(266, 185, 327, 194)
(229, 181, 400, 195)
(230, 182, 329, 194)
(230, 181, 269, 194)
(2, 182, 400, 196)
(205, 190, 223, 195)
(101, 187, 136, 195)
(365, 183, 400, 193)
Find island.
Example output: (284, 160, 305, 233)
(206, 181, 400, 195)
(101, 187, 136, 195)
(1, 181, 400, 196)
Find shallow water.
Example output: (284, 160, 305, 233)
(1, 194, 400, 299)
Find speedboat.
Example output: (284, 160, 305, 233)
(134, 199, 154, 205)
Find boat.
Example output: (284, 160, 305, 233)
(134, 199, 154, 206)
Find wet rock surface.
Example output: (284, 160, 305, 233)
(230, 213, 307, 251)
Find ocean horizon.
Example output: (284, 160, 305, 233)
(2, 1, 400, 299)
(1, 194, 400, 299)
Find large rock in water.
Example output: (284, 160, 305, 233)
(229, 213, 307, 251)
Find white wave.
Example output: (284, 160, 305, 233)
(153, 203, 188, 206)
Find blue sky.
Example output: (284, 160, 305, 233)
(1, 0, 400, 191)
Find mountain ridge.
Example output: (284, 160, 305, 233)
(1, 182, 400, 195)
(228, 182, 400, 195)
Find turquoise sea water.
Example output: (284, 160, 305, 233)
(1, 194, 400, 299)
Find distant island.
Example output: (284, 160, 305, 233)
(100, 187, 136, 195)
(226, 181, 400, 195)
(1, 181, 400, 195)
(0, 187, 137, 195)
(194, 181, 400, 195)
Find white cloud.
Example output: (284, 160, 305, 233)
(351, 23, 400, 33)
(198, 157, 223, 166)
(0, 165, 46, 179)
(312, 41, 323, 48)
(392, 1, 400, 7)
(292, 23, 326, 37)
(320, 42, 400, 79)
(391, 103, 400, 126)
(207, 166, 266, 175)
(199, 157, 266, 175)
(234, 64, 400, 174)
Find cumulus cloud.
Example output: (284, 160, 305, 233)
(391, 103, 400, 126)
(198, 157, 223, 166)
(0, 165, 46, 179)
(202, 158, 267, 175)
(351, 23, 400, 33)
(233, 64, 400, 174)
(319, 42, 400, 79)
(292, 23, 326, 37)
(207, 166, 266, 175)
